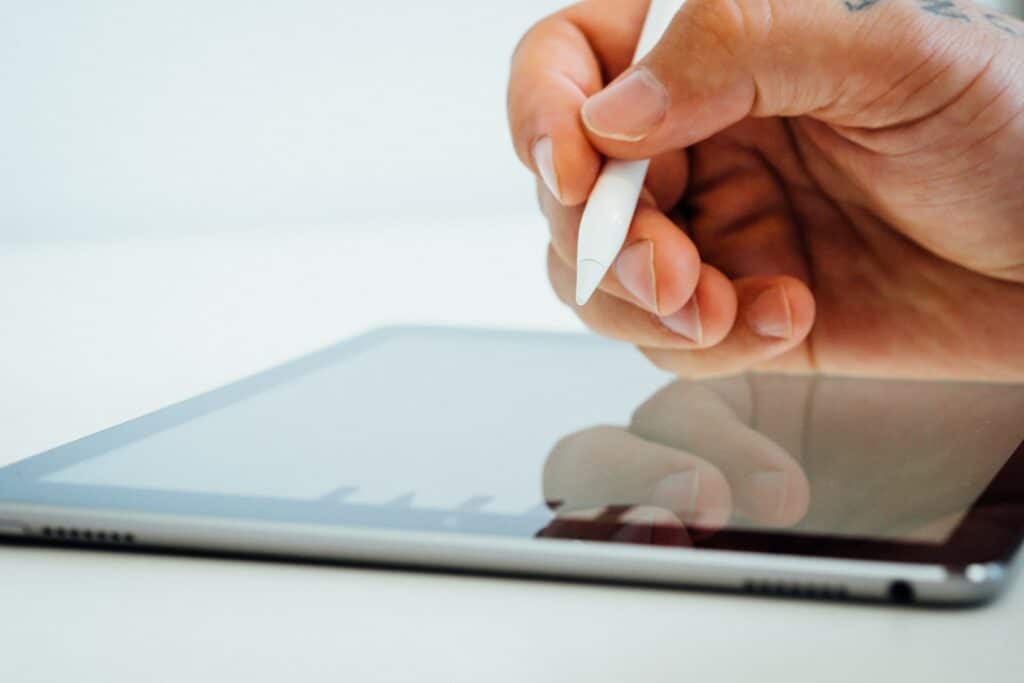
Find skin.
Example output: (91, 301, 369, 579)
(507, 0, 1024, 379)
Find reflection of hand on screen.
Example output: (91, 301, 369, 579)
(540, 376, 810, 540)
(800, 377, 1024, 541)
(539, 375, 1024, 544)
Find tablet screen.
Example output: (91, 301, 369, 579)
(4, 328, 1024, 559)
(42, 330, 668, 520)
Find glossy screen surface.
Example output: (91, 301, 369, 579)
(3, 328, 1024, 559)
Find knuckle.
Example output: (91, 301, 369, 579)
(509, 14, 563, 155)
(544, 426, 622, 497)
(629, 394, 666, 432)
(512, 13, 557, 65)
(567, 426, 623, 453)
(548, 425, 612, 464)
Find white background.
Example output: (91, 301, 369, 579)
(2, 0, 1019, 243)
(0, 0, 555, 243)
(2, 1, 1023, 681)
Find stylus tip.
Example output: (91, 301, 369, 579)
(576, 259, 606, 307)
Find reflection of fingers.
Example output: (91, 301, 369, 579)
(614, 506, 694, 546)
(638, 275, 816, 376)
(542, 192, 701, 316)
(631, 382, 810, 526)
(537, 507, 633, 543)
(544, 426, 731, 528)
(536, 506, 692, 547)
(549, 247, 737, 349)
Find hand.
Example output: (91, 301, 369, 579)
(508, 0, 1024, 379)
(538, 375, 1024, 543)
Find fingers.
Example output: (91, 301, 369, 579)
(543, 426, 732, 528)
(550, 240, 816, 372)
(508, 0, 651, 205)
(536, 506, 692, 547)
(638, 276, 816, 377)
(541, 174, 697, 317)
(577, 0, 994, 159)
(548, 247, 737, 349)
(630, 381, 810, 526)
(508, 18, 602, 206)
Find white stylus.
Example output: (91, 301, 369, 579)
(575, 0, 682, 307)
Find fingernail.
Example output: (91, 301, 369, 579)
(651, 470, 700, 520)
(531, 136, 561, 203)
(613, 240, 657, 312)
(746, 285, 793, 339)
(581, 68, 668, 142)
(660, 297, 703, 344)
(746, 471, 788, 521)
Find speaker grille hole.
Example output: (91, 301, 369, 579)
(40, 526, 136, 545)
(742, 580, 849, 600)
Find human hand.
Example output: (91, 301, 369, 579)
(508, 0, 1024, 379)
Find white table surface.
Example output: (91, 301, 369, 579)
(2, 226, 1022, 683)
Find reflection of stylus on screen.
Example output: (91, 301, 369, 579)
(575, 0, 683, 306)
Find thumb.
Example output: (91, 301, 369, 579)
(579, 0, 994, 158)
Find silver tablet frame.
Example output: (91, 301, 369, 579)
(0, 502, 1008, 605)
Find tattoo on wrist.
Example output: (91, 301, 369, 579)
(841, 0, 971, 21)
(918, 1, 970, 21)
(984, 12, 1022, 36)
(841, 0, 1023, 38)
(840, 0, 1024, 38)
(844, 0, 883, 10)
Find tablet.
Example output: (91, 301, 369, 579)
(2, 327, 1023, 605)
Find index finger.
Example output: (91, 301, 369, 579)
(507, 0, 650, 206)
(543, 425, 733, 529)
(630, 380, 811, 526)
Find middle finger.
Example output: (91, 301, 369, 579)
(539, 162, 698, 317)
